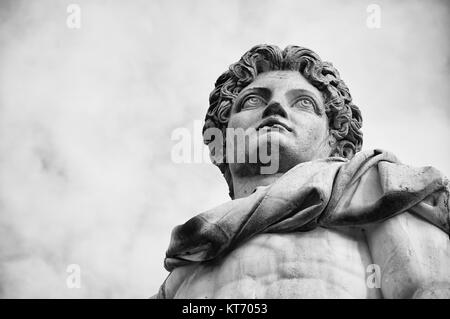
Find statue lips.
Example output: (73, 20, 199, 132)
(256, 117, 292, 133)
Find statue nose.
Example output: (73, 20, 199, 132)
(262, 101, 288, 119)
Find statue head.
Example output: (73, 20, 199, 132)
(203, 44, 363, 198)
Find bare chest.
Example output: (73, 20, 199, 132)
(167, 227, 381, 298)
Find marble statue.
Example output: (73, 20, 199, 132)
(154, 45, 450, 298)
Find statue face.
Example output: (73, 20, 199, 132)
(227, 70, 333, 174)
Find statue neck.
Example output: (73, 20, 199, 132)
(231, 173, 284, 199)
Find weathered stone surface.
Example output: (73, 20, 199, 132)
(154, 45, 450, 299)
(165, 229, 380, 298)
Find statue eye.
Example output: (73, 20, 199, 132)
(241, 95, 266, 110)
(293, 97, 315, 110)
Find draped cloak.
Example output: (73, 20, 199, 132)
(156, 149, 450, 298)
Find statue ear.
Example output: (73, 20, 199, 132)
(327, 132, 337, 155)
(203, 126, 225, 165)
(207, 140, 225, 165)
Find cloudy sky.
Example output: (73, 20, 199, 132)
(0, 0, 448, 298)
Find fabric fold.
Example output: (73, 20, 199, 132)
(163, 149, 450, 272)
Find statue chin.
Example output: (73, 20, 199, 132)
(228, 153, 302, 178)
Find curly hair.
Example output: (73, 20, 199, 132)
(203, 44, 363, 198)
